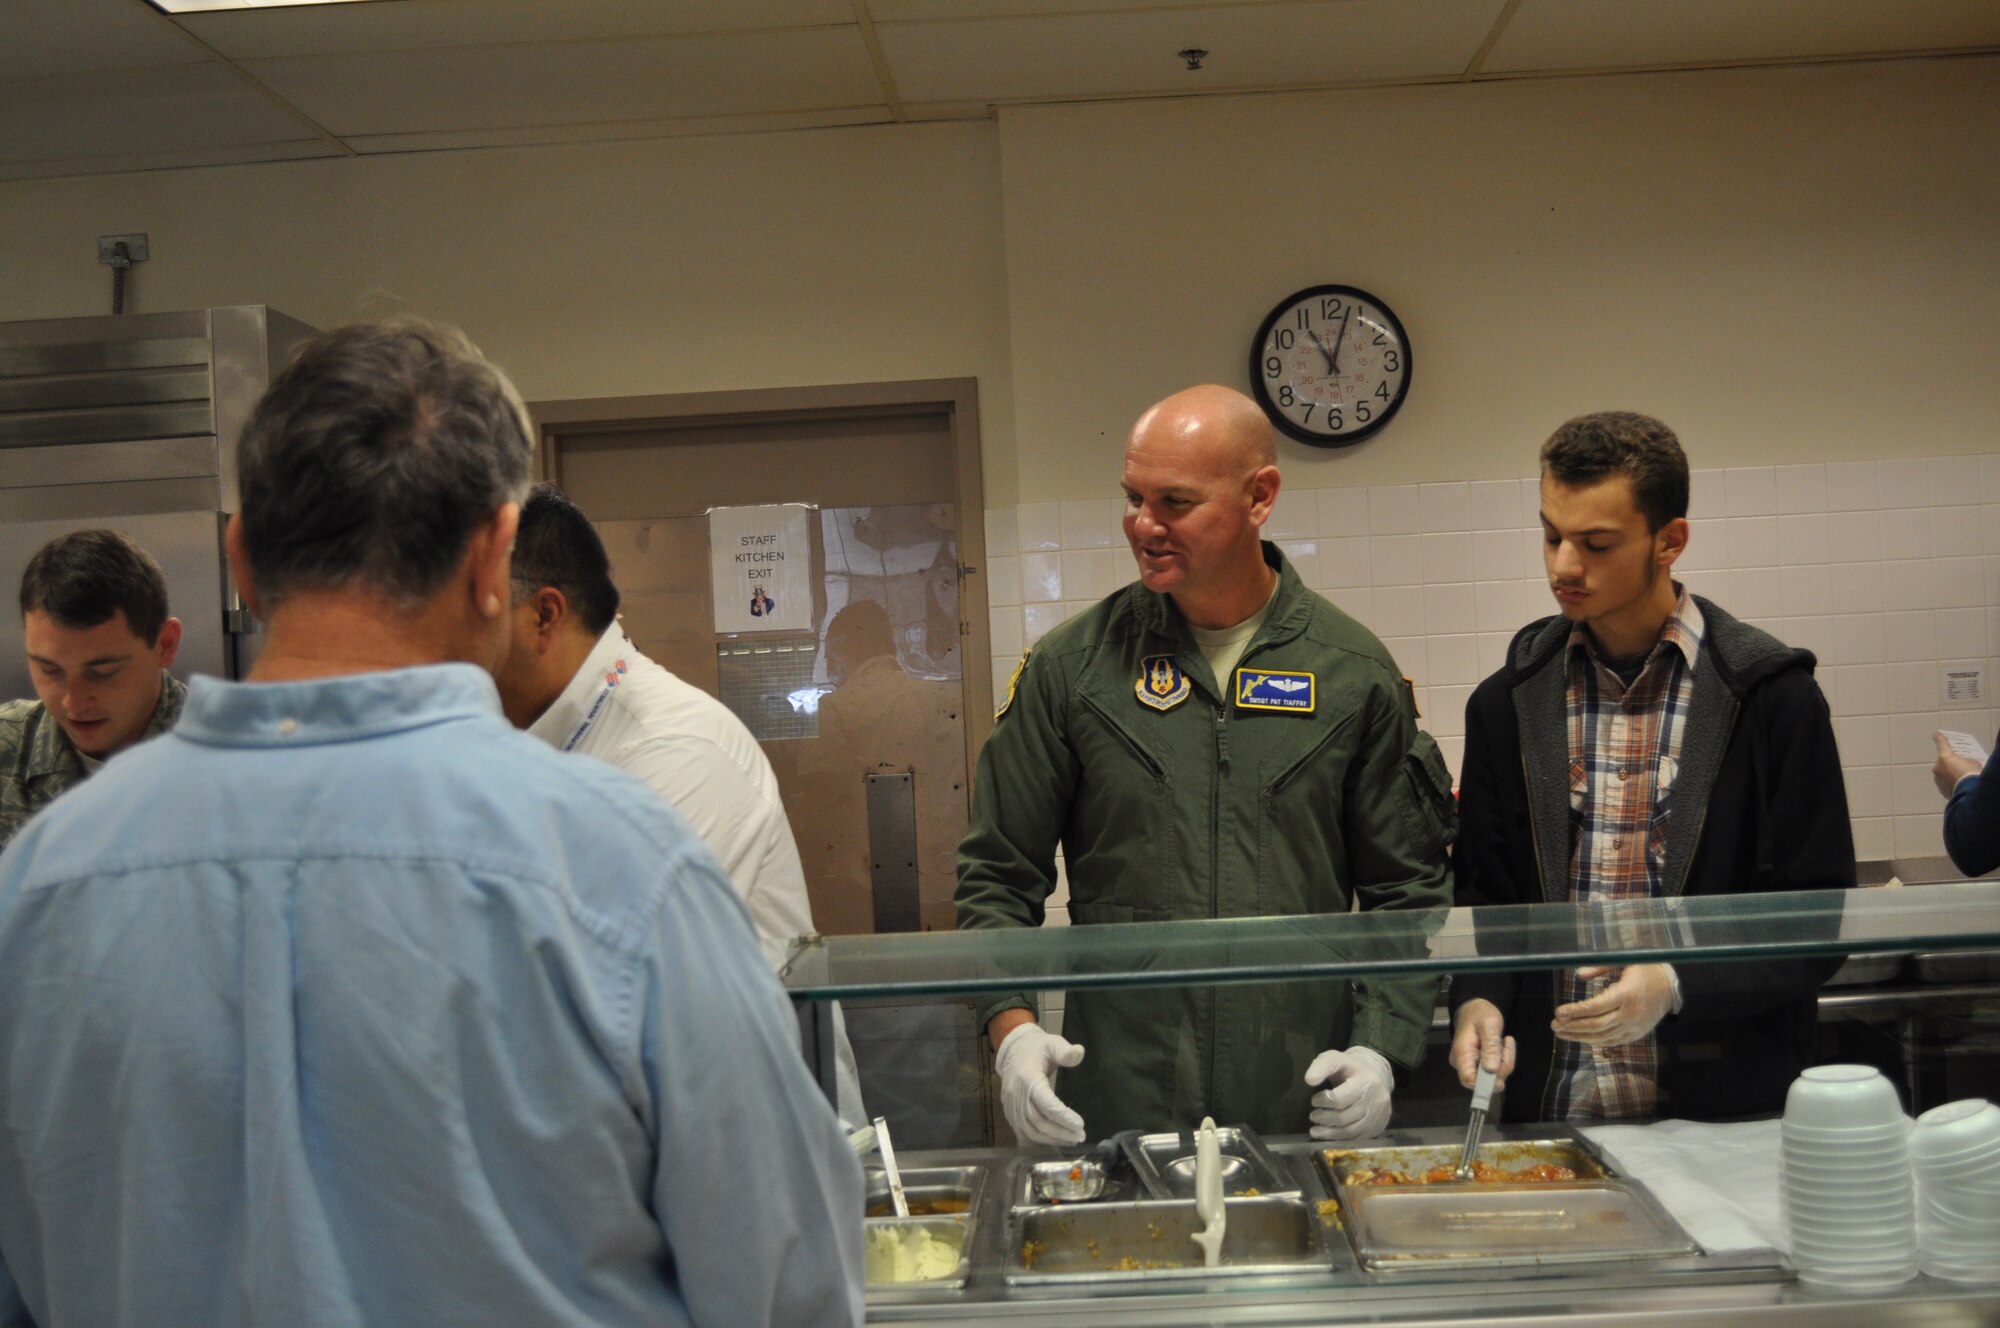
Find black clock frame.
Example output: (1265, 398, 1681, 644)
(1248, 284, 1412, 449)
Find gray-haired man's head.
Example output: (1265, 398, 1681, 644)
(235, 318, 534, 611)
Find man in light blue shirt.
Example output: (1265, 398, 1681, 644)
(0, 319, 863, 1328)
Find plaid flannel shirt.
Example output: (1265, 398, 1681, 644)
(1554, 587, 1704, 1120)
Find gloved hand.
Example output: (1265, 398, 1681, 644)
(1303, 1046, 1395, 1141)
(994, 1021, 1087, 1146)
(1449, 998, 1517, 1090)
(1552, 964, 1676, 1047)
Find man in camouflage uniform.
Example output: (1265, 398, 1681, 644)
(956, 384, 1455, 1143)
(0, 530, 185, 847)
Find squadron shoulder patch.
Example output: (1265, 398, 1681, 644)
(1235, 667, 1316, 713)
(1135, 654, 1191, 712)
(995, 650, 1029, 720)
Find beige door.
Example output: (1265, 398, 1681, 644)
(542, 384, 987, 938)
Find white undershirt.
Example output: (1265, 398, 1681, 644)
(1188, 578, 1280, 684)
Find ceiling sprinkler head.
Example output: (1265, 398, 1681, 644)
(1178, 48, 1208, 71)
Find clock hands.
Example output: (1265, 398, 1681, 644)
(1329, 303, 1354, 374)
(1306, 328, 1336, 375)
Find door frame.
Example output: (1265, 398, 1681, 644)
(528, 376, 993, 780)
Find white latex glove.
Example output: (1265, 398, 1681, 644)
(1304, 1045, 1395, 1141)
(1552, 964, 1676, 1047)
(994, 1022, 1087, 1146)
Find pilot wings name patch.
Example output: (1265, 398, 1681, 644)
(1234, 667, 1316, 713)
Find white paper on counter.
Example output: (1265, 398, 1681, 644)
(1580, 1118, 1787, 1254)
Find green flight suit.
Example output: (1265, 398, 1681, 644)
(956, 544, 1454, 1137)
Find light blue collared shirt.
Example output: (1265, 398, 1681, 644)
(0, 665, 862, 1328)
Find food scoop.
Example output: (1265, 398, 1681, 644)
(1452, 1065, 1498, 1182)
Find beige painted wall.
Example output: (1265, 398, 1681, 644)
(1, 56, 1994, 511)
(0, 120, 1022, 505)
(999, 56, 2000, 502)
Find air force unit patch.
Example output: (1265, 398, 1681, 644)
(1235, 667, 1316, 713)
(1135, 654, 1191, 711)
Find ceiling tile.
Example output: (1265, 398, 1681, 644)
(0, 0, 209, 81)
(178, 0, 855, 61)
(0, 65, 323, 166)
(869, 0, 1270, 16)
(1485, 0, 2000, 73)
(878, 0, 1508, 104)
(243, 26, 885, 136)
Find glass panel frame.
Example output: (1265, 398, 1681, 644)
(779, 881, 2000, 1001)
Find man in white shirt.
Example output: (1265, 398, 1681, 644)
(494, 485, 865, 1125)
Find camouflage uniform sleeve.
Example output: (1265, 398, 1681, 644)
(0, 702, 51, 853)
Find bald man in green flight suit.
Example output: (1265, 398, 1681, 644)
(956, 384, 1456, 1144)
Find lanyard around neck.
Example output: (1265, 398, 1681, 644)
(562, 658, 627, 752)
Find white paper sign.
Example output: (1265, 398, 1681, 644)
(1944, 667, 1986, 705)
(709, 504, 813, 634)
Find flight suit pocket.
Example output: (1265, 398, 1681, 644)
(1402, 731, 1458, 854)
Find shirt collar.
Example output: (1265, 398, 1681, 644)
(174, 664, 502, 748)
(526, 624, 631, 749)
(1567, 581, 1705, 675)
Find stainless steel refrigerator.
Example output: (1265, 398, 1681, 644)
(0, 306, 316, 698)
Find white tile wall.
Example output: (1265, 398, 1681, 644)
(984, 454, 2000, 862)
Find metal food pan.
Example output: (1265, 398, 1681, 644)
(864, 1164, 986, 1218)
(1340, 1181, 1698, 1270)
(864, 1215, 972, 1292)
(1318, 1135, 1611, 1190)
(863, 1165, 986, 1298)
(1010, 1157, 1146, 1210)
(1315, 1136, 1698, 1273)
(1006, 1197, 1326, 1285)
(1124, 1125, 1297, 1200)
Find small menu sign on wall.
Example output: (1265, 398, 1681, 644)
(708, 503, 814, 634)
(1943, 667, 1986, 705)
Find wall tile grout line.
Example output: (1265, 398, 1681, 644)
(986, 453, 2000, 862)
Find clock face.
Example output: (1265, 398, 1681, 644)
(1250, 285, 1411, 448)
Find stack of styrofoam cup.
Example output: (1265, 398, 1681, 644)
(1911, 1099, 2000, 1284)
(1781, 1064, 1916, 1291)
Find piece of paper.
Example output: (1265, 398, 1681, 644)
(1580, 1119, 1787, 1254)
(708, 504, 814, 634)
(1941, 729, 1990, 763)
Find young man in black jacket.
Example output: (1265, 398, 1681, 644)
(1450, 412, 1854, 1122)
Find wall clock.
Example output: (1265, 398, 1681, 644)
(1249, 285, 1411, 448)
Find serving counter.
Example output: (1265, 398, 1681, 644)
(781, 881, 2000, 1324)
(860, 1128, 2000, 1325)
